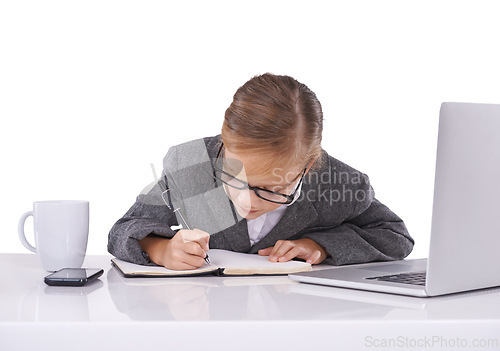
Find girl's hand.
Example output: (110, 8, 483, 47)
(140, 229, 210, 270)
(258, 238, 327, 264)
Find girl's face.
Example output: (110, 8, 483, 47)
(223, 147, 304, 220)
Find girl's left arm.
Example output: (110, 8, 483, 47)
(301, 197, 414, 266)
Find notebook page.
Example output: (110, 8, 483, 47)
(209, 249, 312, 275)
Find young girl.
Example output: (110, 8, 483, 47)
(108, 73, 414, 270)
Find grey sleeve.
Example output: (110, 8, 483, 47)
(298, 157, 414, 265)
(302, 197, 414, 265)
(107, 181, 179, 265)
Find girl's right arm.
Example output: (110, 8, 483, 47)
(140, 229, 210, 270)
(108, 178, 179, 265)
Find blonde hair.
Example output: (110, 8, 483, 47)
(221, 73, 324, 175)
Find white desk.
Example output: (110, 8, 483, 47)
(1, 254, 499, 351)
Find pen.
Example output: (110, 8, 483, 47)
(173, 205, 211, 265)
(160, 184, 211, 265)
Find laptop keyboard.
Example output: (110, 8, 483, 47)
(366, 271, 426, 286)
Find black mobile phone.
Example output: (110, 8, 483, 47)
(44, 268, 104, 287)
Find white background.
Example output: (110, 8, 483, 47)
(1, 0, 499, 259)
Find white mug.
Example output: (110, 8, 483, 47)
(18, 200, 89, 272)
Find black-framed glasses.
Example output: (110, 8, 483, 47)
(212, 143, 306, 205)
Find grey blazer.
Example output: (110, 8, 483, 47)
(108, 135, 414, 266)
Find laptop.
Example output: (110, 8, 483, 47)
(289, 102, 500, 297)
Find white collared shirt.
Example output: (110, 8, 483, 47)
(247, 205, 287, 246)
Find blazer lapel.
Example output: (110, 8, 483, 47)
(223, 217, 251, 252)
(212, 200, 252, 253)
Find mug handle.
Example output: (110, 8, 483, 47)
(18, 211, 36, 253)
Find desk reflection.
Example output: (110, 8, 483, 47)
(17, 279, 103, 322)
(289, 282, 500, 319)
(106, 267, 392, 321)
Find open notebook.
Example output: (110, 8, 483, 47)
(111, 249, 312, 277)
